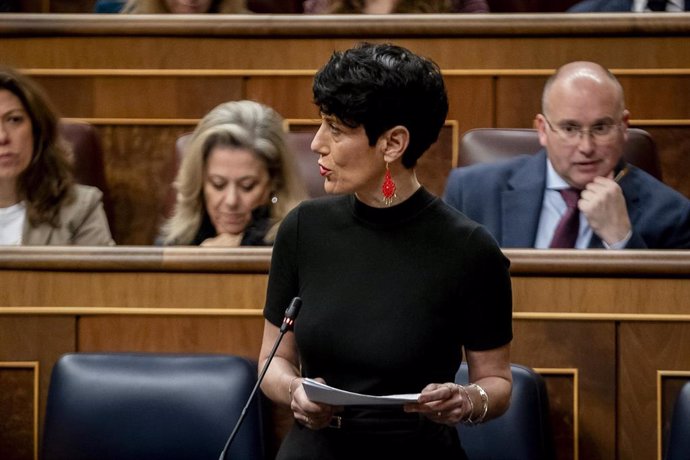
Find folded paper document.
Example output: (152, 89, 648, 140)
(302, 378, 420, 406)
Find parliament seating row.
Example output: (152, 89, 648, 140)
(2, 247, 690, 459)
(46, 352, 690, 460)
(66, 120, 665, 245)
(7, 13, 685, 244)
(40, 353, 555, 460)
(42, 353, 264, 460)
(11, 0, 580, 13)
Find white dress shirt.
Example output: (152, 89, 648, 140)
(534, 161, 631, 249)
(0, 202, 25, 246)
(633, 0, 685, 11)
(534, 161, 593, 249)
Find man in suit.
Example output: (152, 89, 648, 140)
(567, 0, 688, 12)
(443, 61, 690, 249)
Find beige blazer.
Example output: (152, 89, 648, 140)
(22, 185, 115, 246)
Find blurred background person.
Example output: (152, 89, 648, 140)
(121, 0, 248, 14)
(161, 100, 307, 247)
(568, 0, 688, 12)
(444, 61, 690, 249)
(0, 67, 114, 246)
(0, 0, 21, 12)
(304, 0, 489, 13)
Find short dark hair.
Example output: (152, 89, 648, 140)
(313, 42, 449, 168)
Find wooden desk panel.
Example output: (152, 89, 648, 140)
(0, 316, 75, 460)
(619, 323, 690, 460)
(78, 316, 265, 359)
(512, 320, 616, 460)
(2, 248, 690, 459)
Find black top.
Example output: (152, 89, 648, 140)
(265, 188, 512, 395)
(191, 205, 272, 246)
(264, 188, 512, 458)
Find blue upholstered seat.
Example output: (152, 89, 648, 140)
(665, 381, 690, 460)
(93, 0, 126, 13)
(42, 352, 264, 460)
(455, 362, 555, 460)
(458, 127, 662, 181)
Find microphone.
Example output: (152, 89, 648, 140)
(218, 296, 302, 460)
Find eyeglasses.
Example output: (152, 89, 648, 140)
(543, 116, 622, 145)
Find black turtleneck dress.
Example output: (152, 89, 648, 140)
(264, 187, 512, 460)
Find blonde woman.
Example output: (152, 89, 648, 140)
(162, 100, 307, 247)
(121, 0, 247, 14)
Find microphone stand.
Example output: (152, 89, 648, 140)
(218, 297, 302, 460)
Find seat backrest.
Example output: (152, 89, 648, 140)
(458, 127, 662, 180)
(42, 353, 263, 460)
(93, 0, 126, 13)
(58, 120, 115, 228)
(455, 362, 555, 460)
(285, 130, 326, 198)
(665, 381, 690, 460)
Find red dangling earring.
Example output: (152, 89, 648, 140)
(382, 162, 397, 206)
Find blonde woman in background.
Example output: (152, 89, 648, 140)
(121, 0, 247, 14)
(162, 100, 307, 247)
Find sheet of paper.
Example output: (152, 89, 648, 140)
(302, 378, 420, 406)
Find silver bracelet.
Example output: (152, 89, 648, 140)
(464, 383, 489, 425)
(458, 384, 475, 423)
(288, 376, 300, 401)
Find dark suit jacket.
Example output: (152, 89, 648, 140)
(568, 0, 689, 11)
(443, 150, 690, 249)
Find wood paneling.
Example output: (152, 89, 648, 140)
(0, 366, 34, 460)
(619, 76, 690, 120)
(513, 320, 615, 459)
(639, 126, 690, 200)
(78, 316, 265, 359)
(542, 373, 576, 460)
(443, 76, 494, 131)
(495, 75, 544, 128)
(96, 124, 194, 244)
(619, 323, 690, 460)
(512, 276, 690, 314)
(246, 76, 316, 119)
(33, 75, 244, 119)
(0, 317, 75, 459)
(0, 270, 267, 309)
(2, 248, 690, 459)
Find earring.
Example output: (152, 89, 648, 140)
(382, 162, 397, 206)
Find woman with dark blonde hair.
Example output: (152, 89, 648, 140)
(161, 100, 307, 247)
(0, 67, 113, 246)
(121, 0, 247, 14)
